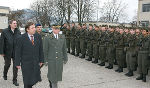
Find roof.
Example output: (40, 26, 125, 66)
(0, 6, 9, 10)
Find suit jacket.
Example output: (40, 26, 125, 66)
(44, 33, 68, 83)
(15, 33, 44, 85)
(0, 26, 21, 58)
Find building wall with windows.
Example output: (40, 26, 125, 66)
(138, 0, 150, 27)
(0, 6, 9, 31)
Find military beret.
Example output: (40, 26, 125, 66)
(35, 24, 42, 27)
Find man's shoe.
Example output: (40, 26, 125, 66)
(136, 74, 143, 80)
(105, 65, 110, 68)
(108, 65, 113, 69)
(75, 54, 79, 57)
(142, 75, 146, 82)
(71, 52, 75, 55)
(92, 59, 98, 63)
(98, 62, 105, 66)
(115, 68, 120, 72)
(3, 76, 7, 80)
(13, 81, 19, 86)
(86, 57, 92, 61)
(118, 68, 123, 73)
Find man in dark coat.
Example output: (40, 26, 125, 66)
(0, 20, 21, 86)
(15, 22, 44, 88)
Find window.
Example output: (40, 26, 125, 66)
(140, 21, 149, 27)
(142, 4, 150, 12)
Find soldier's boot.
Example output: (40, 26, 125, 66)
(142, 74, 146, 82)
(125, 70, 133, 77)
(98, 62, 105, 66)
(75, 53, 79, 57)
(136, 74, 143, 80)
(118, 67, 123, 73)
(108, 64, 113, 69)
(105, 65, 110, 68)
(79, 54, 85, 58)
(86, 57, 92, 61)
(71, 52, 75, 55)
(92, 58, 98, 64)
(115, 67, 120, 72)
(67, 48, 70, 53)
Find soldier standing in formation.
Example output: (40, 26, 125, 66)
(60, 23, 150, 83)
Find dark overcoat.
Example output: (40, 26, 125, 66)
(15, 33, 44, 85)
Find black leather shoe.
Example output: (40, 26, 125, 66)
(75, 54, 79, 57)
(3, 76, 7, 80)
(136, 74, 143, 80)
(71, 52, 75, 55)
(108, 65, 113, 69)
(92, 59, 98, 63)
(13, 81, 19, 86)
(125, 71, 133, 77)
(86, 57, 92, 61)
(142, 75, 146, 82)
(98, 62, 105, 66)
(115, 68, 120, 72)
(105, 65, 110, 68)
(118, 68, 123, 73)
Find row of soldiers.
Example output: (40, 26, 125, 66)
(61, 23, 150, 82)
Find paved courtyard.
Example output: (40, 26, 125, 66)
(0, 54, 150, 88)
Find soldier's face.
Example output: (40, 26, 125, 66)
(130, 30, 135, 34)
(142, 30, 147, 35)
(27, 24, 36, 35)
(36, 26, 42, 33)
(119, 29, 124, 34)
(53, 28, 60, 34)
(89, 26, 93, 30)
(136, 29, 140, 34)
(10, 21, 17, 29)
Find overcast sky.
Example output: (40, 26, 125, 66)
(0, 0, 138, 22)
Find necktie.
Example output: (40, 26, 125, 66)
(30, 35, 34, 45)
(56, 34, 58, 39)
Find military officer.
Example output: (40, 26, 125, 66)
(136, 29, 150, 82)
(75, 24, 81, 57)
(44, 25, 68, 88)
(65, 24, 71, 53)
(92, 25, 99, 63)
(70, 22, 76, 55)
(86, 24, 94, 61)
(79, 24, 87, 58)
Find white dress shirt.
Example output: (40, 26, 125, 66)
(53, 33, 59, 39)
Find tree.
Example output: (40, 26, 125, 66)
(99, 0, 128, 23)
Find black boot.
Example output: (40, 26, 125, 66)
(92, 59, 98, 63)
(125, 70, 133, 77)
(98, 62, 105, 66)
(115, 67, 120, 72)
(79, 54, 85, 58)
(105, 65, 110, 68)
(67, 50, 70, 53)
(118, 67, 123, 73)
(75, 53, 79, 57)
(71, 52, 75, 55)
(142, 74, 146, 82)
(13, 81, 19, 86)
(108, 64, 113, 69)
(3, 76, 7, 80)
(86, 57, 92, 61)
(136, 74, 143, 80)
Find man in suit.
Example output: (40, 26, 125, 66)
(0, 20, 21, 86)
(44, 25, 68, 88)
(15, 22, 44, 88)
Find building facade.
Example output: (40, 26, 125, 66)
(137, 0, 150, 27)
(0, 6, 9, 31)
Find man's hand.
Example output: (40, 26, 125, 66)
(16, 66, 21, 69)
(0, 54, 5, 57)
(40, 63, 44, 67)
